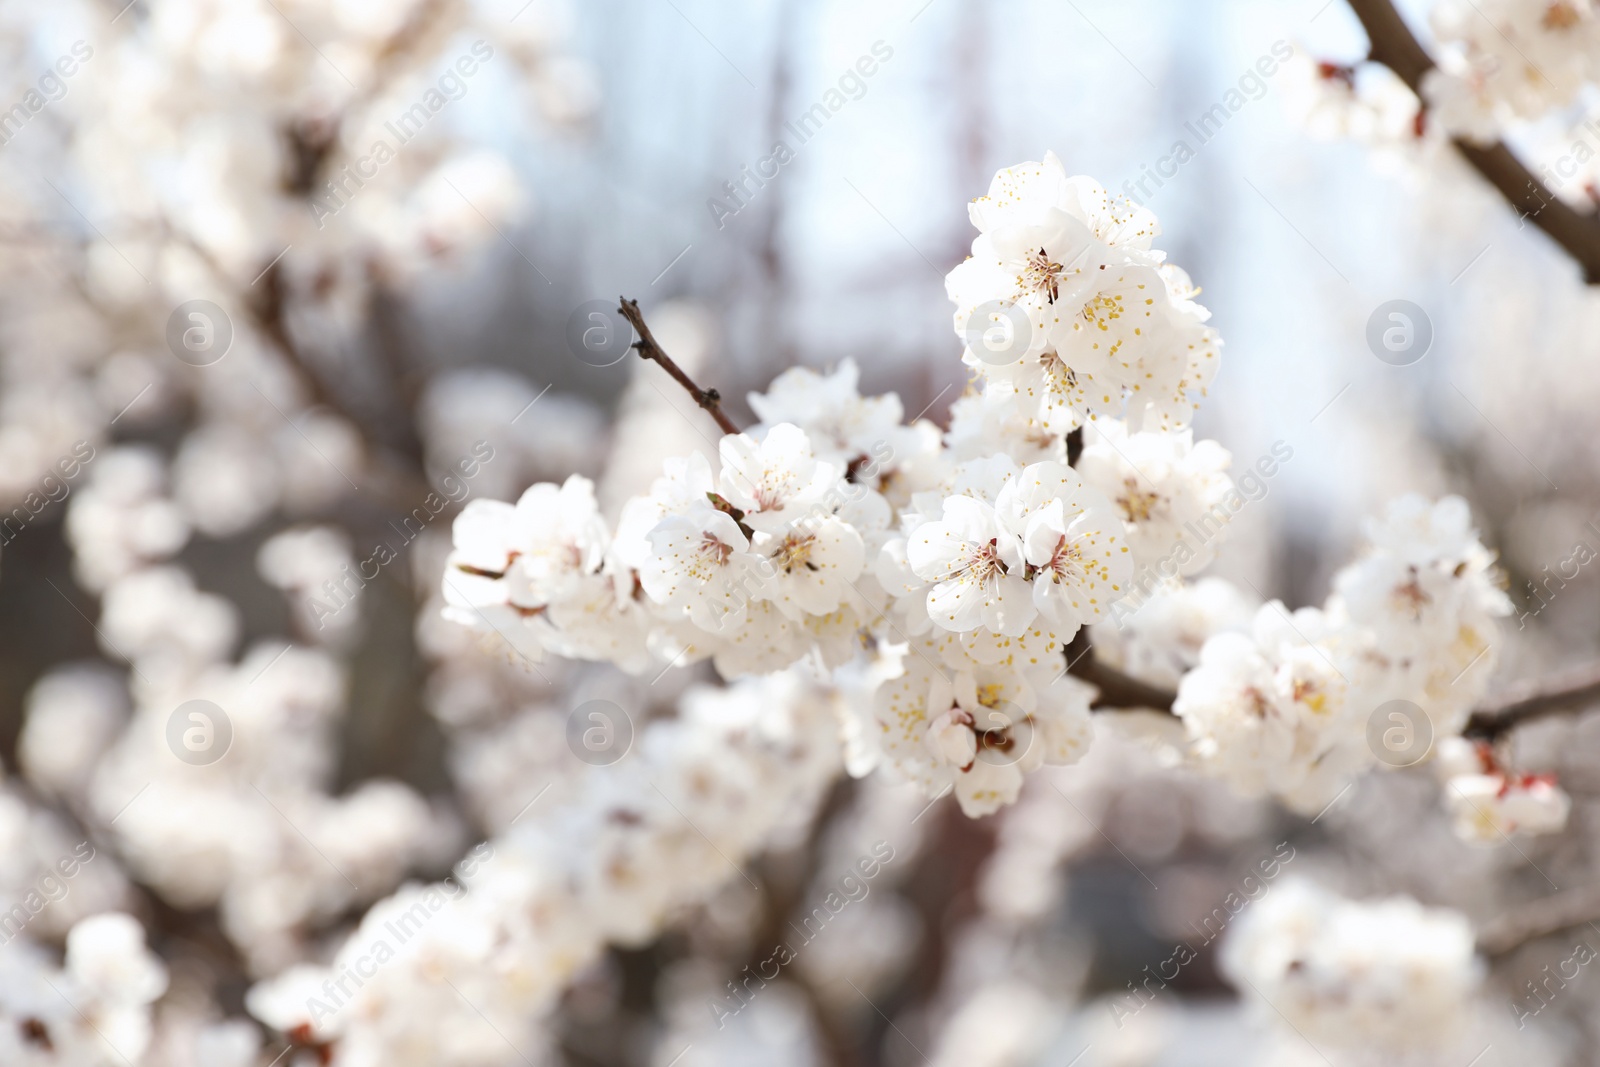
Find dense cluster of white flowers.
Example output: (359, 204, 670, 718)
(1423, 0, 1600, 140)
(444, 153, 1235, 820)
(0, 913, 171, 1067)
(1174, 494, 1511, 812)
(0, 0, 592, 524)
(444, 155, 1522, 833)
(246, 673, 840, 1063)
(223, 151, 1532, 1064)
(0, 75, 1565, 1060)
(1222, 879, 1484, 1057)
(0, 0, 609, 1059)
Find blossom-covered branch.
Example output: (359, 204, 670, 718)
(1086, 643, 1600, 743)
(1345, 0, 1600, 282)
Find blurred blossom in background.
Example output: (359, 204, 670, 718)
(0, 0, 1599, 1065)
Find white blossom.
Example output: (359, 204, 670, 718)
(1222, 879, 1483, 1054)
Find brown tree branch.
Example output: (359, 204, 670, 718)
(618, 297, 742, 436)
(1345, 0, 1600, 283)
(1064, 628, 1177, 712)
(733, 778, 865, 1067)
(1477, 881, 1600, 957)
(1071, 651, 1179, 713)
(1463, 661, 1600, 740)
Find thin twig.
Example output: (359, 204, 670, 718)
(618, 297, 742, 436)
(1345, 0, 1600, 283)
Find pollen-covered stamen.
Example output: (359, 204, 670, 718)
(773, 532, 820, 573)
(700, 532, 734, 567)
(1039, 349, 1083, 403)
(961, 537, 1010, 587)
(1038, 534, 1083, 584)
(1292, 677, 1329, 713)
(1020, 246, 1065, 303)
(1082, 290, 1126, 329)
(1117, 476, 1163, 523)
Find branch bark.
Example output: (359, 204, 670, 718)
(1345, 0, 1600, 283)
(1065, 630, 1177, 712)
(618, 297, 742, 436)
(1463, 661, 1600, 740)
(1477, 881, 1600, 957)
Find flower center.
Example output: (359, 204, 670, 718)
(963, 538, 1009, 584)
(1118, 477, 1162, 523)
(1292, 677, 1329, 714)
(774, 533, 819, 573)
(1082, 290, 1126, 330)
(1039, 349, 1083, 402)
(700, 532, 734, 567)
(1039, 534, 1082, 584)
(1020, 246, 1064, 303)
